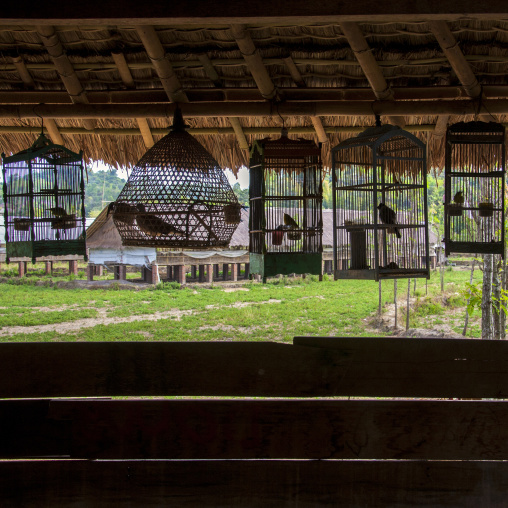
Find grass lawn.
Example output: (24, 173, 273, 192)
(0, 267, 483, 342)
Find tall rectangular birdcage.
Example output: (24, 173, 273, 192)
(444, 121, 505, 257)
(332, 124, 429, 281)
(249, 134, 323, 280)
(2, 134, 86, 263)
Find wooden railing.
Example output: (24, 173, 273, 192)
(1, 337, 508, 506)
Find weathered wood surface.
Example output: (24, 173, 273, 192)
(0, 399, 501, 460)
(2, 339, 508, 398)
(1, 459, 508, 507)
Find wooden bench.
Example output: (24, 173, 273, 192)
(1, 337, 508, 506)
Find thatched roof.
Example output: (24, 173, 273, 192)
(0, 7, 508, 173)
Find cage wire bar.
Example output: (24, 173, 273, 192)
(110, 109, 241, 249)
(444, 121, 505, 257)
(332, 124, 429, 281)
(2, 133, 86, 263)
(249, 133, 323, 280)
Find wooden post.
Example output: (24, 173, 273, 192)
(86, 264, 94, 282)
(214, 264, 220, 279)
(244, 263, 250, 279)
(18, 261, 26, 277)
(223, 264, 229, 281)
(206, 264, 213, 283)
(176, 265, 186, 285)
(191, 266, 197, 279)
(69, 260, 78, 276)
(93, 265, 103, 276)
(198, 265, 205, 283)
(231, 263, 238, 282)
(151, 263, 159, 285)
(45, 261, 53, 275)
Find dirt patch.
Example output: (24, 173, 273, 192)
(223, 288, 250, 293)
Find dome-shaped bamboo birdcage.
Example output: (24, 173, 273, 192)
(444, 121, 505, 257)
(110, 109, 241, 249)
(249, 131, 323, 281)
(2, 132, 86, 264)
(331, 123, 429, 281)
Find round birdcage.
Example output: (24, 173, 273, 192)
(110, 109, 241, 248)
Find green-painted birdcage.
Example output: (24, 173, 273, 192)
(332, 124, 429, 281)
(248, 132, 323, 281)
(2, 133, 86, 263)
(444, 121, 505, 257)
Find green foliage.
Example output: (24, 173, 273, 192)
(232, 183, 249, 207)
(84, 169, 126, 217)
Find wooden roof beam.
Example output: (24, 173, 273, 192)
(4, 2, 508, 25)
(134, 25, 188, 104)
(196, 53, 248, 159)
(197, 54, 223, 88)
(111, 51, 154, 148)
(428, 20, 494, 121)
(36, 25, 95, 131)
(281, 55, 328, 144)
(6, 99, 508, 118)
(230, 24, 278, 101)
(11, 54, 64, 145)
(340, 22, 405, 128)
(283, 56, 306, 88)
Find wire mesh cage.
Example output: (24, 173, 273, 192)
(110, 109, 241, 249)
(2, 133, 86, 263)
(332, 124, 429, 281)
(249, 132, 323, 279)
(444, 121, 505, 257)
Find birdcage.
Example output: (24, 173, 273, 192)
(2, 133, 86, 264)
(110, 109, 241, 249)
(331, 124, 429, 281)
(444, 121, 505, 257)
(249, 132, 323, 280)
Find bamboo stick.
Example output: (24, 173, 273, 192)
(111, 50, 155, 148)
(3, 99, 508, 118)
(134, 25, 188, 103)
(340, 21, 404, 127)
(429, 20, 493, 121)
(2, 86, 508, 105)
(1, 123, 498, 137)
(230, 24, 277, 100)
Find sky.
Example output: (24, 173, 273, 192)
(90, 160, 250, 189)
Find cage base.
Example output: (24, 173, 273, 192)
(445, 241, 504, 258)
(250, 252, 322, 278)
(334, 268, 430, 281)
(6, 240, 87, 263)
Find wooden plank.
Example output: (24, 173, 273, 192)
(0, 400, 69, 458)
(2, 1, 508, 25)
(1, 459, 508, 507)
(43, 399, 508, 460)
(3, 339, 508, 399)
(293, 336, 508, 398)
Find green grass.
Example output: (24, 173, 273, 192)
(0, 267, 486, 342)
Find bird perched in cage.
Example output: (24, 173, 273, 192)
(107, 201, 136, 226)
(283, 213, 299, 229)
(49, 206, 68, 217)
(135, 203, 185, 238)
(453, 190, 464, 205)
(377, 203, 401, 239)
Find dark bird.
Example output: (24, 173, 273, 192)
(377, 203, 401, 239)
(283, 213, 299, 229)
(108, 201, 136, 226)
(136, 204, 185, 237)
(49, 206, 68, 217)
(453, 190, 464, 205)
